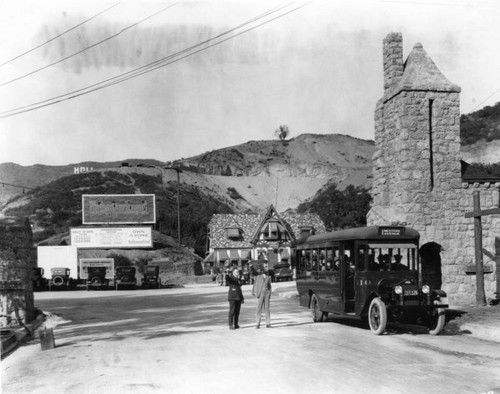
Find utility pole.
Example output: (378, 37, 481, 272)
(164, 166, 182, 246)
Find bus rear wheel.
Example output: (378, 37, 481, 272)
(311, 294, 325, 322)
(368, 297, 387, 335)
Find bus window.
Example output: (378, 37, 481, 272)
(311, 250, 318, 271)
(319, 249, 326, 271)
(297, 250, 307, 271)
(333, 248, 340, 270)
(325, 247, 335, 271)
(302, 250, 314, 275)
(356, 246, 367, 271)
(368, 247, 416, 271)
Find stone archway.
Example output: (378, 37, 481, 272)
(420, 242, 442, 290)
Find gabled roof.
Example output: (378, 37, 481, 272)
(249, 205, 293, 244)
(207, 206, 326, 249)
(385, 43, 460, 102)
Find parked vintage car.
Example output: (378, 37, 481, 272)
(272, 263, 293, 282)
(49, 267, 72, 290)
(86, 266, 110, 290)
(32, 267, 48, 291)
(115, 266, 137, 290)
(142, 265, 161, 289)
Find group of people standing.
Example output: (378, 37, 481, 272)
(226, 262, 273, 330)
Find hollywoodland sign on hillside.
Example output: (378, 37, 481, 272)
(82, 194, 156, 224)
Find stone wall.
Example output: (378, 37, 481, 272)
(368, 33, 499, 306)
(0, 217, 35, 326)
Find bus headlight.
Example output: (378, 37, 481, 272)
(422, 285, 430, 294)
(394, 285, 403, 295)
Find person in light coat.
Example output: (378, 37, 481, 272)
(252, 262, 272, 328)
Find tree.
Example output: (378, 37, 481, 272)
(297, 183, 372, 230)
(274, 125, 290, 145)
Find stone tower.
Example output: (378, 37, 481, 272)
(368, 33, 500, 305)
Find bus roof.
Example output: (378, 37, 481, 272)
(296, 226, 420, 246)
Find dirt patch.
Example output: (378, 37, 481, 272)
(446, 304, 500, 333)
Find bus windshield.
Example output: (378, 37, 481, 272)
(360, 243, 417, 272)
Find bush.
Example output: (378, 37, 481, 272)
(107, 253, 132, 267)
(298, 183, 372, 230)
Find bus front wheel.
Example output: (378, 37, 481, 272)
(368, 297, 387, 335)
(311, 294, 325, 322)
(428, 300, 446, 335)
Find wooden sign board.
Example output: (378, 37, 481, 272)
(82, 194, 156, 224)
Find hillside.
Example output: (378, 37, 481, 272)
(0, 134, 374, 210)
(0, 134, 377, 256)
(177, 133, 374, 178)
(460, 101, 500, 163)
(0, 159, 163, 207)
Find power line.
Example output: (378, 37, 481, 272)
(0, 2, 177, 87)
(472, 88, 500, 111)
(0, 2, 293, 116)
(0, 181, 38, 192)
(0, 2, 122, 69)
(0, 2, 310, 119)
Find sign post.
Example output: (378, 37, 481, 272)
(464, 190, 500, 306)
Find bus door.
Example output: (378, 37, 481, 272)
(296, 249, 313, 307)
(354, 243, 370, 315)
(316, 245, 343, 313)
(340, 242, 355, 313)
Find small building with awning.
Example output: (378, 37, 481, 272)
(204, 205, 325, 271)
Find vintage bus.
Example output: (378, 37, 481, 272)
(294, 226, 447, 335)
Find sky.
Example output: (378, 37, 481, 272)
(0, 0, 499, 166)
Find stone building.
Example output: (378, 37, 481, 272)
(205, 205, 325, 269)
(368, 32, 500, 306)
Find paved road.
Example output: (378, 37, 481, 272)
(2, 283, 500, 394)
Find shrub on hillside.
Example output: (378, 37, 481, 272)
(297, 183, 372, 230)
(106, 253, 132, 267)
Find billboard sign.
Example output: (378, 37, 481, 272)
(79, 258, 115, 280)
(70, 226, 153, 248)
(82, 194, 156, 224)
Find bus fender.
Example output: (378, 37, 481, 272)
(361, 292, 382, 318)
(432, 289, 447, 298)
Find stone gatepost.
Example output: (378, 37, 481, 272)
(0, 217, 35, 327)
(368, 32, 500, 305)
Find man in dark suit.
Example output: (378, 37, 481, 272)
(226, 267, 244, 330)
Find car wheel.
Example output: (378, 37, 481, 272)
(90, 276, 102, 286)
(311, 294, 324, 322)
(428, 300, 446, 335)
(368, 297, 387, 335)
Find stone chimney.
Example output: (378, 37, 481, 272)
(383, 32, 404, 92)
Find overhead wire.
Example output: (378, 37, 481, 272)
(0, 2, 177, 87)
(0, 1, 294, 116)
(0, 2, 122, 69)
(0, 1, 310, 119)
(472, 88, 500, 111)
(0, 181, 38, 191)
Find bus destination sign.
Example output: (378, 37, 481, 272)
(378, 226, 405, 237)
(82, 194, 156, 224)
